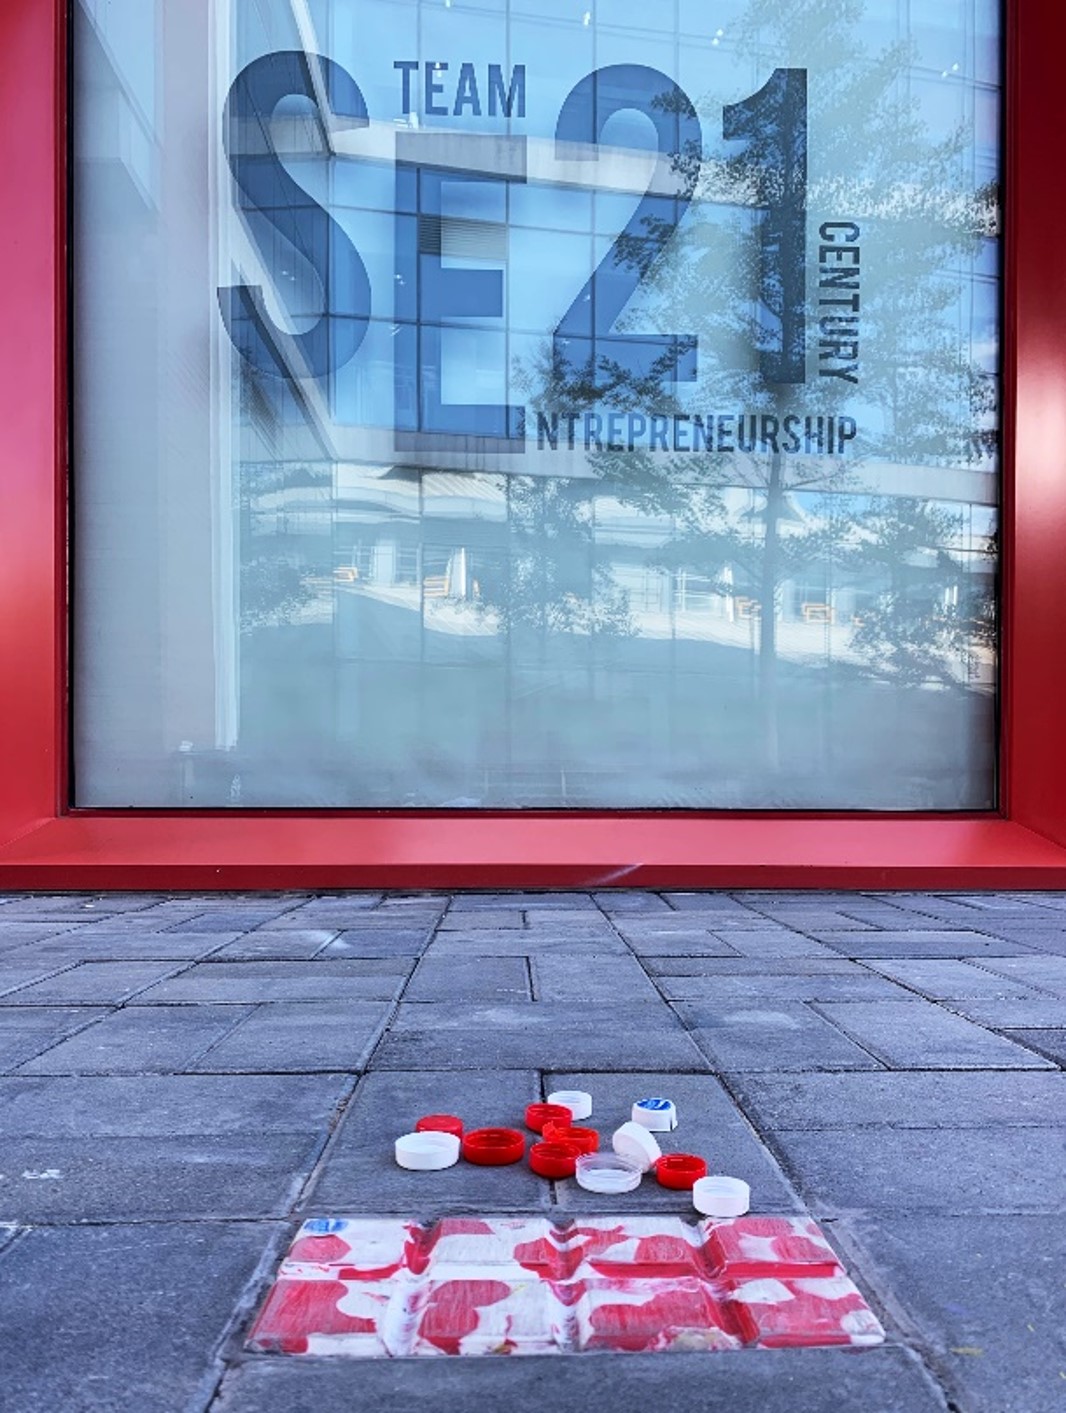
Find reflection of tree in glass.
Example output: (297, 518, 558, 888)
(515, 0, 997, 765)
(238, 460, 324, 631)
(473, 475, 633, 637)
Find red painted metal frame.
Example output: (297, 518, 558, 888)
(2, 0, 1065, 889)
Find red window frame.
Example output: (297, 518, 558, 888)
(1, 0, 1063, 890)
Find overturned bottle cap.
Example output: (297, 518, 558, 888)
(542, 1121, 599, 1154)
(461, 1127, 526, 1166)
(575, 1152, 643, 1194)
(415, 1114, 463, 1138)
(525, 1102, 574, 1134)
(631, 1097, 678, 1132)
(654, 1153, 707, 1190)
(529, 1140, 583, 1179)
(692, 1174, 751, 1217)
(546, 1090, 593, 1121)
(394, 1131, 461, 1171)
(611, 1121, 662, 1171)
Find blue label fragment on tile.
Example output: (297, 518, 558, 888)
(304, 1218, 347, 1234)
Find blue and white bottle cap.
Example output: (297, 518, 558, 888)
(632, 1097, 678, 1132)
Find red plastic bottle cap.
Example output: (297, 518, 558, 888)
(529, 1140, 583, 1179)
(415, 1114, 464, 1138)
(525, 1102, 574, 1134)
(542, 1121, 599, 1154)
(655, 1153, 708, 1190)
(461, 1127, 526, 1166)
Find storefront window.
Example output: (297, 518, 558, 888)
(73, 0, 1000, 808)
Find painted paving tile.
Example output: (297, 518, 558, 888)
(248, 1215, 884, 1356)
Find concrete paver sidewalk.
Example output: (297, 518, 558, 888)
(0, 888, 1064, 1411)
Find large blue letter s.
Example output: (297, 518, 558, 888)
(219, 51, 371, 382)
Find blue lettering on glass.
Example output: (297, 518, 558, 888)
(395, 62, 525, 118)
(553, 65, 703, 394)
(218, 51, 371, 383)
(394, 144, 527, 445)
(723, 69, 808, 384)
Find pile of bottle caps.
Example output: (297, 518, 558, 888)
(393, 1089, 750, 1216)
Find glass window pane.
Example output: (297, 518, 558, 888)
(73, 0, 1000, 809)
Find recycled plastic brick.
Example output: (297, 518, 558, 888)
(248, 1215, 884, 1357)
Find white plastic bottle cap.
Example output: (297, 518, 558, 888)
(546, 1090, 593, 1121)
(575, 1152, 644, 1194)
(631, 1097, 678, 1132)
(692, 1175, 751, 1218)
(611, 1121, 662, 1171)
(394, 1131, 460, 1171)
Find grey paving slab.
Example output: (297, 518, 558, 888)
(0, 1221, 276, 1413)
(2, 931, 231, 962)
(770, 1126, 1066, 1213)
(592, 890, 675, 912)
(191, 1001, 392, 1073)
(0, 960, 186, 1006)
(812, 1000, 1054, 1070)
(993, 933, 1066, 958)
(256, 914, 430, 934)
(0, 1073, 348, 1136)
(210, 931, 339, 960)
(942, 997, 1066, 1027)
(731, 909, 878, 931)
(372, 1002, 710, 1071)
(664, 892, 777, 915)
(162, 914, 286, 933)
(809, 931, 1038, 958)
(613, 929, 744, 958)
(0, 961, 73, 996)
(0, 921, 81, 942)
(844, 1216, 1066, 1413)
(0, 1007, 110, 1072)
(16, 1004, 251, 1075)
(448, 892, 597, 909)
(308, 1069, 549, 1212)
(318, 930, 430, 956)
(706, 932, 845, 959)
(531, 954, 663, 1002)
(437, 910, 526, 929)
(674, 1001, 883, 1073)
(970, 955, 1066, 995)
(642, 956, 862, 977)
(728, 1071, 1066, 1130)
(133, 960, 408, 1004)
(0, 1133, 322, 1220)
(426, 932, 630, 956)
(654, 971, 909, 1003)
(405, 956, 531, 1002)
(547, 1070, 801, 1213)
(863, 959, 1046, 1000)
(999, 1030, 1066, 1065)
(215, 1347, 947, 1413)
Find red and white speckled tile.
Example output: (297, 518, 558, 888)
(248, 1215, 885, 1357)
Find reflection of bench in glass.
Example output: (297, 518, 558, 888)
(802, 602, 834, 624)
(735, 596, 761, 618)
(423, 574, 450, 598)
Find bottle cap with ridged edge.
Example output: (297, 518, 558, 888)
(394, 1131, 461, 1171)
(611, 1121, 662, 1171)
(546, 1090, 593, 1121)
